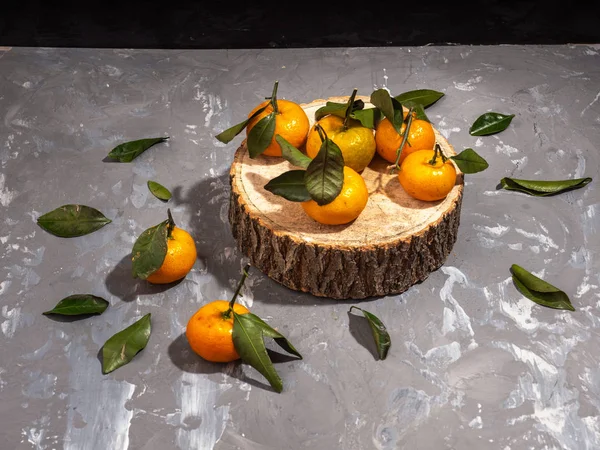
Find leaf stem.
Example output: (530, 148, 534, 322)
(225, 264, 251, 318)
(315, 123, 327, 144)
(343, 88, 358, 130)
(270, 81, 279, 114)
(392, 107, 414, 172)
(166, 208, 176, 238)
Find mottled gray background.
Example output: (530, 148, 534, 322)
(0, 45, 599, 449)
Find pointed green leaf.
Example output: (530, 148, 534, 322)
(351, 108, 380, 129)
(450, 148, 489, 174)
(469, 112, 515, 136)
(510, 264, 575, 311)
(232, 311, 284, 393)
(237, 313, 302, 359)
(314, 100, 378, 129)
(264, 170, 312, 202)
(394, 89, 444, 108)
(131, 220, 169, 279)
(276, 135, 312, 169)
(101, 313, 152, 374)
(147, 180, 172, 202)
(215, 105, 269, 144)
(304, 134, 345, 206)
(371, 89, 404, 134)
(37, 204, 111, 238)
(410, 104, 430, 122)
(107, 137, 169, 162)
(500, 177, 592, 196)
(314, 100, 365, 121)
(247, 112, 276, 158)
(350, 306, 391, 360)
(43, 294, 109, 316)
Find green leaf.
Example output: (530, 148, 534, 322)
(450, 148, 489, 174)
(314, 100, 365, 122)
(232, 312, 285, 392)
(410, 104, 430, 122)
(43, 294, 109, 316)
(215, 105, 269, 144)
(351, 108, 380, 129)
(510, 264, 575, 311)
(37, 204, 111, 238)
(350, 306, 391, 360)
(131, 220, 169, 279)
(500, 177, 592, 197)
(394, 89, 445, 109)
(238, 313, 302, 359)
(314, 100, 378, 129)
(101, 313, 152, 374)
(264, 170, 312, 202)
(469, 112, 515, 136)
(276, 135, 312, 169)
(247, 112, 276, 158)
(370, 89, 404, 134)
(107, 137, 169, 162)
(147, 181, 172, 202)
(304, 132, 345, 206)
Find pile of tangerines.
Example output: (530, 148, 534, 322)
(239, 82, 457, 226)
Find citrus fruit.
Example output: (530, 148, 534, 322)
(246, 99, 310, 157)
(375, 116, 435, 165)
(146, 226, 197, 284)
(302, 166, 369, 225)
(305, 115, 376, 173)
(398, 149, 457, 202)
(185, 300, 250, 363)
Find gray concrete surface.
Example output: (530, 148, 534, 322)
(0, 45, 599, 450)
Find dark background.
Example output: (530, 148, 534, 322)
(1, 0, 599, 48)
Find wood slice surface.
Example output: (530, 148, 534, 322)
(229, 96, 464, 299)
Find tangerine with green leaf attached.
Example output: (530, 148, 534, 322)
(246, 82, 309, 157)
(302, 166, 369, 225)
(375, 115, 435, 165)
(305, 90, 376, 173)
(146, 226, 197, 284)
(398, 145, 457, 202)
(186, 300, 250, 363)
(186, 265, 251, 363)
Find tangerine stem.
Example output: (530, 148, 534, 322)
(271, 81, 279, 114)
(166, 208, 176, 238)
(342, 88, 358, 130)
(225, 263, 251, 317)
(429, 143, 446, 165)
(392, 107, 414, 172)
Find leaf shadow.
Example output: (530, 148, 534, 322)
(96, 346, 104, 370)
(105, 254, 182, 302)
(167, 333, 275, 392)
(347, 309, 379, 360)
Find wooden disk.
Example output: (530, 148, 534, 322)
(228, 96, 464, 299)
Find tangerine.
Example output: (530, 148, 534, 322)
(398, 148, 457, 202)
(185, 300, 250, 363)
(301, 166, 369, 225)
(375, 116, 435, 165)
(246, 99, 309, 157)
(146, 227, 197, 284)
(305, 115, 376, 173)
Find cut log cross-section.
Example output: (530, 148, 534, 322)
(228, 96, 464, 299)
